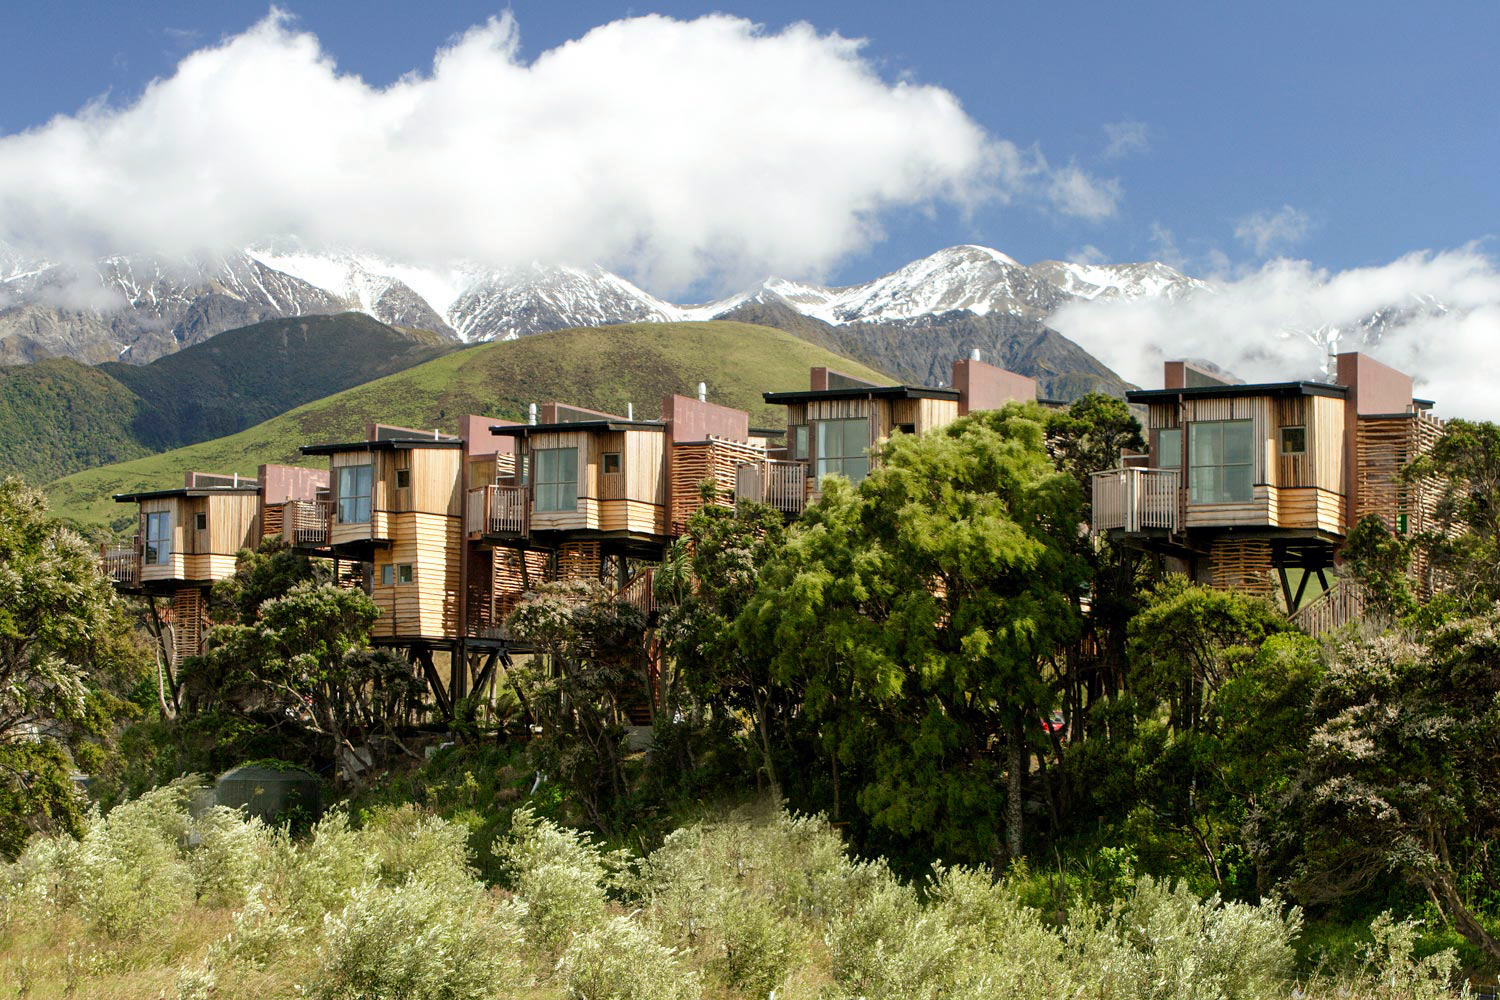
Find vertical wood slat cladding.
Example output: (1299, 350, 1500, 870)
(1310, 395, 1346, 495)
(369, 512, 461, 641)
(170, 587, 205, 668)
(493, 548, 551, 625)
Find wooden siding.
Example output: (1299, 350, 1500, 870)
(369, 512, 461, 641)
(1185, 484, 1277, 528)
(138, 494, 257, 583)
(1276, 487, 1344, 533)
(521, 428, 666, 536)
(1355, 414, 1444, 560)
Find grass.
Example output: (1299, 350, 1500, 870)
(45, 320, 891, 532)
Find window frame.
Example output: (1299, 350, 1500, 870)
(144, 510, 171, 565)
(396, 564, 414, 585)
(380, 564, 394, 586)
(788, 425, 810, 462)
(601, 452, 622, 476)
(394, 468, 411, 489)
(336, 464, 373, 524)
(815, 417, 872, 484)
(533, 447, 579, 512)
(1280, 425, 1307, 456)
(194, 511, 208, 531)
(1187, 419, 1255, 504)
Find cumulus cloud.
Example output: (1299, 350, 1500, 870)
(1235, 204, 1314, 257)
(1048, 247, 1500, 420)
(1047, 166, 1121, 221)
(1101, 120, 1149, 160)
(0, 11, 1118, 294)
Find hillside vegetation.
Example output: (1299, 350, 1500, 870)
(45, 321, 889, 532)
(0, 313, 456, 484)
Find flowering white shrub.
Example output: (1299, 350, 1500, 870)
(361, 803, 476, 891)
(494, 806, 619, 947)
(560, 915, 699, 1000)
(310, 878, 522, 1000)
(190, 806, 273, 908)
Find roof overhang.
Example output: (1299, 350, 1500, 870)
(763, 385, 960, 404)
(300, 438, 464, 456)
(490, 420, 666, 436)
(1127, 381, 1347, 403)
(113, 486, 260, 503)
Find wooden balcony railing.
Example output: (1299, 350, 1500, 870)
(734, 460, 808, 515)
(99, 537, 141, 587)
(1091, 467, 1181, 534)
(283, 500, 332, 546)
(616, 567, 657, 618)
(467, 484, 528, 535)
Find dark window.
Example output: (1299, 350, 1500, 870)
(380, 564, 394, 586)
(788, 425, 810, 461)
(395, 468, 411, 489)
(1280, 426, 1307, 455)
(816, 418, 871, 483)
(337, 465, 373, 523)
(144, 511, 171, 565)
(194, 512, 207, 531)
(602, 452, 622, 475)
(895, 423, 917, 435)
(534, 448, 579, 512)
(397, 564, 414, 585)
(1188, 420, 1254, 502)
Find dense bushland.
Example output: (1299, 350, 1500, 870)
(0, 787, 1462, 999)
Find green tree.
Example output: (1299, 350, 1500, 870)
(654, 494, 787, 796)
(0, 477, 144, 855)
(506, 581, 650, 830)
(740, 403, 1087, 863)
(1271, 610, 1500, 962)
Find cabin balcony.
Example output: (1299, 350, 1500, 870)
(467, 484, 529, 537)
(274, 499, 333, 547)
(1091, 467, 1181, 534)
(734, 460, 809, 516)
(99, 538, 141, 588)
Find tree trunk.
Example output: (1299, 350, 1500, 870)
(751, 686, 781, 801)
(1007, 715, 1025, 860)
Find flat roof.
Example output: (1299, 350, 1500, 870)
(114, 485, 260, 503)
(301, 438, 464, 456)
(763, 385, 960, 404)
(1127, 381, 1348, 403)
(491, 419, 666, 436)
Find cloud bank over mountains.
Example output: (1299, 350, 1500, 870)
(1048, 247, 1500, 420)
(0, 11, 1119, 295)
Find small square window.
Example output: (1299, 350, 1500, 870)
(602, 452, 622, 475)
(894, 423, 916, 435)
(380, 564, 394, 586)
(194, 512, 207, 531)
(397, 564, 414, 585)
(395, 468, 410, 489)
(1280, 426, 1307, 455)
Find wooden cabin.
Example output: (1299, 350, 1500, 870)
(301, 426, 465, 644)
(738, 358, 1040, 513)
(1090, 352, 1442, 615)
(101, 472, 261, 667)
(257, 463, 332, 550)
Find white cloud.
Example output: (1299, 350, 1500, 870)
(1101, 120, 1149, 160)
(1046, 165, 1121, 221)
(1235, 204, 1313, 257)
(0, 11, 1118, 294)
(1048, 247, 1500, 420)
(1068, 244, 1109, 265)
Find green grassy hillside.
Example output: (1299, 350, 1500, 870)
(47, 321, 890, 532)
(0, 313, 457, 484)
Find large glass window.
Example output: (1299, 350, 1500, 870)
(788, 425, 810, 461)
(816, 418, 871, 483)
(534, 447, 578, 512)
(337, 465, 372, 523)
(144, 511, 171, 565)
(1188, 420, 1254, 502)
(1156, 428, 1182, 468)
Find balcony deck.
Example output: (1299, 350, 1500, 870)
(734, 459, 808, 516)
(1091, 467, 1181, 534)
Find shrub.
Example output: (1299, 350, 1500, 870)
(560, 916, 699, 1000)
(76, 781, 197, 937)
(269, 809, 377, 921)
(189, 805, 273, 908)
(361, 803, 475, 892)
(310, 879, 522, 1000)
(495, 806, 619, 947)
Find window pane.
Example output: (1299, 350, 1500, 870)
(1189, 466, 1218, 503)
(1223, 464, 1253, 502)
(843, 456, 870, 483)
(1157, 429, 1181, 468)
(534, 448, 578, 511)
(1189, 424, 1219, 466)
(1223, 421, 1253, 465)
(1280, 426, 1306, 454)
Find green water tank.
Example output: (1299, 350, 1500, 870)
(214, 762, 322, 823)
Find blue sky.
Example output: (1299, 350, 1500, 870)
(4, 1, 1495, 287)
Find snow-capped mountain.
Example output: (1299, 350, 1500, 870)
(0, 243, 1206, 370)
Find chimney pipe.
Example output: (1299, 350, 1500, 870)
(697, 381, 707, 402)
(529, 403, 537, 426)
(627, 402, 634, 420)
(970, 348, 981, 362)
